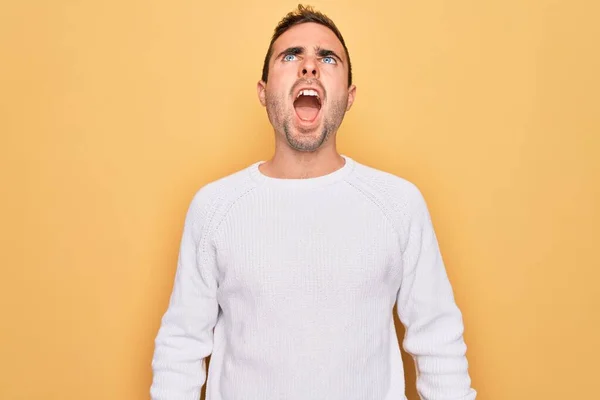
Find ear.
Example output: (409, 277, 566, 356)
(346, 84, 356, 111)
(257, 80, 267, 107)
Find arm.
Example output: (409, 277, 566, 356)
(396, 186, 476, 399)
(150, 191, 220, 400)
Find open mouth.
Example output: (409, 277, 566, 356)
(293, 89, 322, 123)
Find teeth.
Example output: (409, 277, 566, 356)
(297, 89, 320, 98)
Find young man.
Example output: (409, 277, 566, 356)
(150, 5, 476, 400)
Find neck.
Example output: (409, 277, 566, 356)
(259, 145, 346, 179)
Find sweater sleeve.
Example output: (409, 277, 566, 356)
(150, 190, 220, 400)
(395, 185, 477, 400)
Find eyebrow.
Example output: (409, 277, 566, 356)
(316, 47, 344, 64)
(275, 46, 304, 60)
(275, 46, 345, 64)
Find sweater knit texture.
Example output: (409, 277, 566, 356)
(150, 155, 476, 400)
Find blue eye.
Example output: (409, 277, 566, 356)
(283, 54, 297, 62)
(322, 56, 336, 64)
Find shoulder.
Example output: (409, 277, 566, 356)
(346, 159, 428, 215)
(346, 159, 434, 250)
(186, 163, 259, 227)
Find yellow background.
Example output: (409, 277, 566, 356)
(1, 0, 598, 399)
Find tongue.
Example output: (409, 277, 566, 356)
(294, 96, 320, 121)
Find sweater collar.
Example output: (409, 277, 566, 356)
(249, 155, 355, 189)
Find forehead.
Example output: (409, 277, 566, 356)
(271, 22, 346, 59)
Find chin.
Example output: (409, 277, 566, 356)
(285, 125, 329, 152)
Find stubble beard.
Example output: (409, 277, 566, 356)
(266, 91, 348, 153)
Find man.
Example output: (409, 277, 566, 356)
(150, 4, 476, 400)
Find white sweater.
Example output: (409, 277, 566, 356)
(150, 155, 476, 400)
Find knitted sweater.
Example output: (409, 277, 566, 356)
(150, 155, 476, 400)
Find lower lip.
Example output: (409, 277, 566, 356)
(293, 107, 322, 129)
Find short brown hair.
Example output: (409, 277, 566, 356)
(261, 4, 353, 87)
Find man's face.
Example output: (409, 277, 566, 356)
(258, 22, 356, 152)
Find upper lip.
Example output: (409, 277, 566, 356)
(293, 85, 324, 103)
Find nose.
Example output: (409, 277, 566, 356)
(299, 57, 320, 79)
